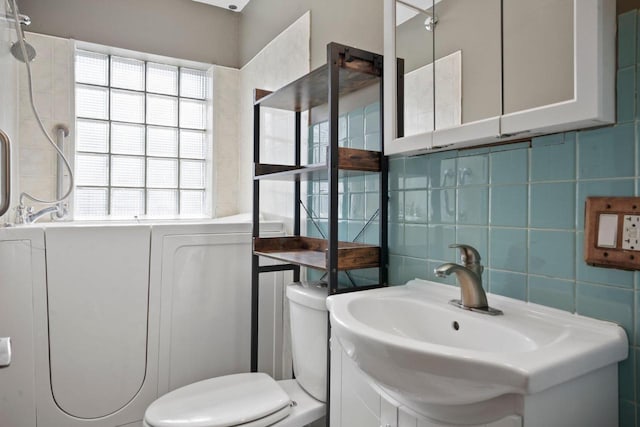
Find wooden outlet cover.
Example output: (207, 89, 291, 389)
(584, 197, 640, 270)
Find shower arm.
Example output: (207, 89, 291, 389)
(0, 129, 11, 218)
(1, 12, 30, 27)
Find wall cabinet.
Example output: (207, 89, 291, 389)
(385, 0, 615, 155)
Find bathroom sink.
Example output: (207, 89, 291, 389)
(327, 279, 628, 419)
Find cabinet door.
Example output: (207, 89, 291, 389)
(502, 0, 574, 114)
(395, 0, 435, 139)
(433, 0, 502, 129)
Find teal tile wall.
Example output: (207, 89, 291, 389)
(306, 103, 382, 288)
(386, 10, 640, 425)
(305, 10, 640, 423)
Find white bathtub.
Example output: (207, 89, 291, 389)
(0, 218, 288, 427)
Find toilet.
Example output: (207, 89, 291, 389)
(143, 281, 328, 427)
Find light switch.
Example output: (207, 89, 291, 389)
(597, 214, 618, 248)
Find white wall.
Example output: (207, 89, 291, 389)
(240, 0, 383, 69)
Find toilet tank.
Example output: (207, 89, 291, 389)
(286, 282, 328, 402)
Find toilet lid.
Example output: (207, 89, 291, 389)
(144, 373, 291, 427)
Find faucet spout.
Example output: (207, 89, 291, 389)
(434, 263, 488, 309)
(16, 203, 65, 224)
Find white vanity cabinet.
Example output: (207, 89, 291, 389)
(329, 337, 522, 427)
(384, 0, 615, 155)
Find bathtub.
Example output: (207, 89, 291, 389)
(0, 217, 289, 427)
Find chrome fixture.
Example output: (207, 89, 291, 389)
(1, 10, 30, 25)
(16, 204, 65, 225)
(0, 129, 11, 218)
(0, 337, 11, 368)
(424, 15, 437, 31)
(15, 124, 70, 224)
(397, 0, 438, 32)
(53, 125, 69, 219)
(434, 244, 503, 315)
(10, 38, 36, 63)
(6, 3, 35, 63)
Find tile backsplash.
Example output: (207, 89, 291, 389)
(307, 9, 640, 426)
(393, 10, 640, 426)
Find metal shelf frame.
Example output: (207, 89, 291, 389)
(250, 43, 389, 426)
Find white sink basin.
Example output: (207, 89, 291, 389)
(327, 279, 628, 421)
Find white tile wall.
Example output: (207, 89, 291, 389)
(237, 12, 311, 232)
(211, 65, 240, 217)
(12, 16, 310, 223)
(16, 32, 73, 219)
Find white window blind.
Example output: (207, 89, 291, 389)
(74, 50, 209, 219)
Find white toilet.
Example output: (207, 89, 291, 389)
(143, 282, 328, 427)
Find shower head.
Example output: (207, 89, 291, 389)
(7, 0, 36, 62)
(10, 39, 36, 62)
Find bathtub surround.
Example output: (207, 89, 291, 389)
(211, 66, 240, 217)
(0, 220, 288, 426)
(10, 11, 310, 223)
(383, 10, 640, 426)
(16, 33, 73, 218)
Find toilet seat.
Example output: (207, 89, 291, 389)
(144, 373, 292, 427)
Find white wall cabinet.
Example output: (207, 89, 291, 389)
(384, 0, 615, 155)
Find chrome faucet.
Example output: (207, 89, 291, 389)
(15, 203, 66, 225)
(434, 244, 503, 315)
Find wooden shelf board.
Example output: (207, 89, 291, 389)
(254, 236, 380, 271)
(254, 148, 381, 181)
(256, 60, 381, 112)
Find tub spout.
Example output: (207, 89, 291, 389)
(16, 203, 66, 224)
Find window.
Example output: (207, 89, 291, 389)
(74, 50, 210, 219)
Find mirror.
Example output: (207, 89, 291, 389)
(432, 0, 501, 130)
(502, 0, 573, 114)
(395, 0, 501, 139)
(395, 0, 435, 138)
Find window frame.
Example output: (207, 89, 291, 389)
(72, 42, 213, 220)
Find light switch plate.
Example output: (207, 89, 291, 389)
(585, 197, 640, 270)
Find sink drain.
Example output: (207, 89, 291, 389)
(452, 321, 460, 331)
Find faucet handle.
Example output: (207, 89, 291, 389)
(449, 243, 481, 265)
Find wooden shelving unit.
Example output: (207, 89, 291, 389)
(254, 147, 381, 180)
(254, 236, 380, 270)
(251, 43, 388, 426)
